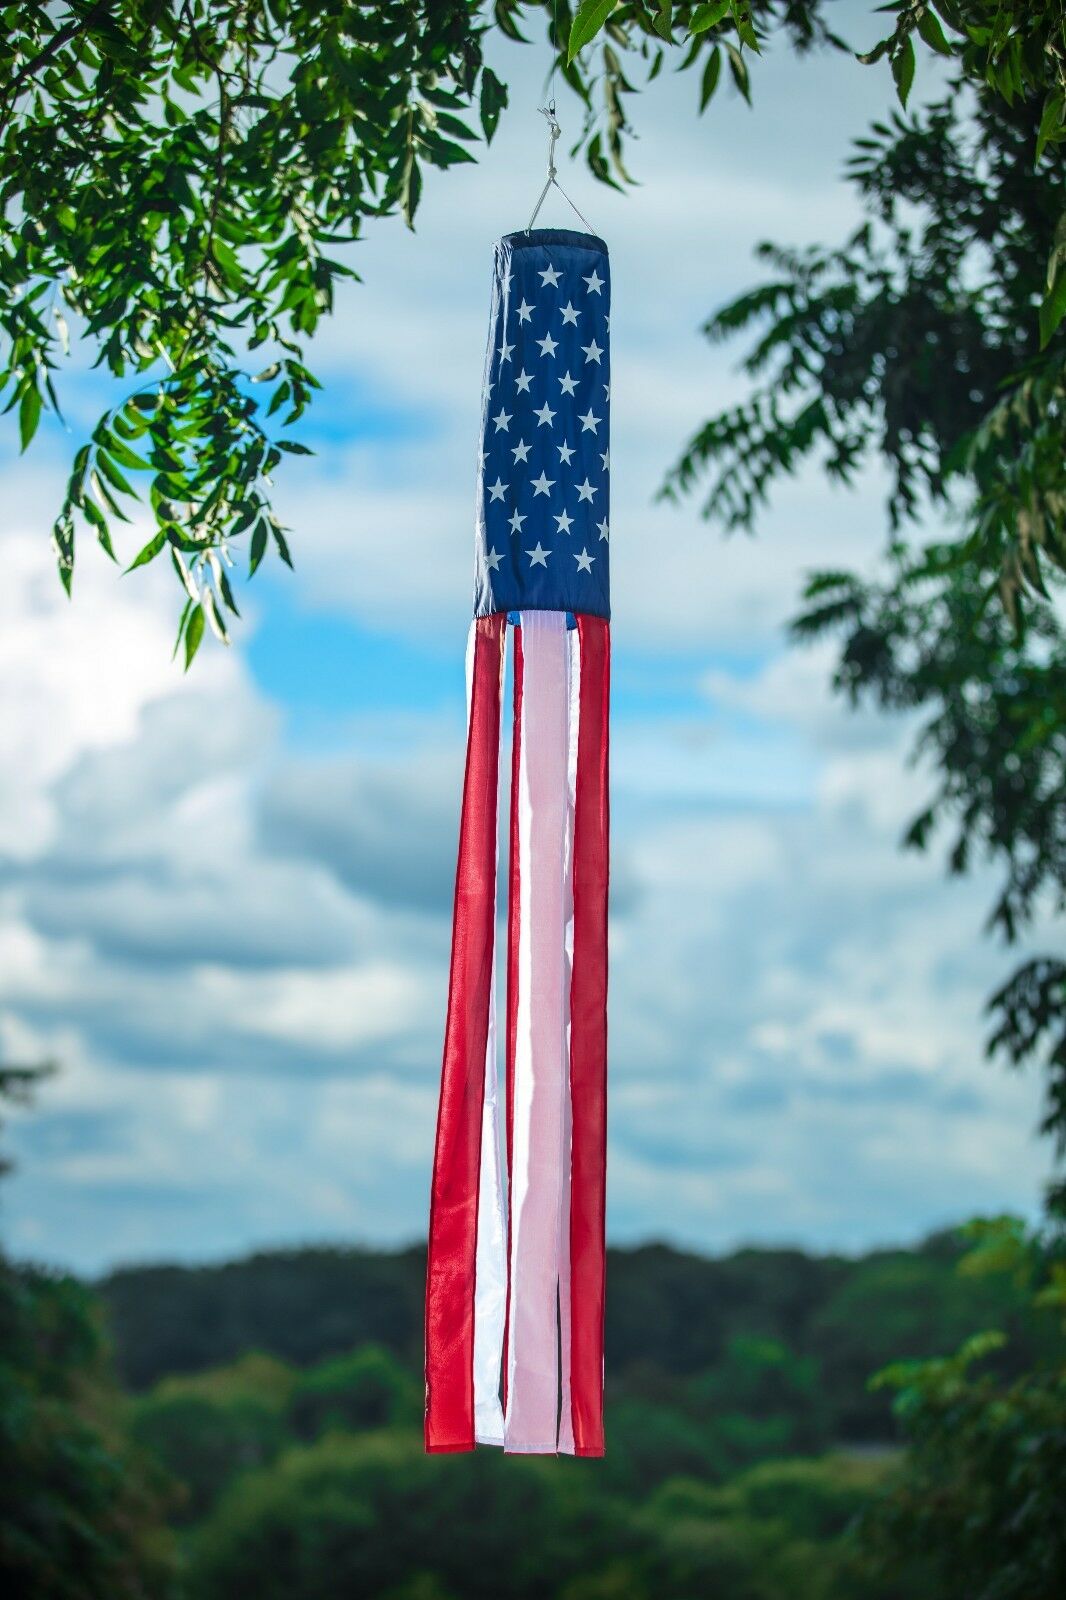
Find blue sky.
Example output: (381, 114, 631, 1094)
(0, 5, 1053, 1274)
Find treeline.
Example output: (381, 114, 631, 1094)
(5, 1219, 1064, 1599)
(100, 1230, 1042, 1445)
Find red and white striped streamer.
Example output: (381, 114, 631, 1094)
(425, 610, 609, 1456)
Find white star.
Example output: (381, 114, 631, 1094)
(485, 547, 503, 571)
(536, 332, 558, 358)
(574, 547, 595, 572)
(604, 383, 611, 400)
(554, 509, 574, 534)
(560, 300, 579, 326)
(498, 337, 513, 363)
(516, 299, 534, 323)
(576, 477, 597, 503)
(493, 407, 511, 432)
(531, 470, 554, 497)
(515, 369, 533, 393)
(477, 447, 487, 469)
(559, 371, 578, 396)
(600, 449, 610, 470)
(534, 400, 556, 427)
(597, 518, 609, 541)
(584, 268, 604, 294)
(527, 541, 550, 566)
(539, 264, 562, 287)
(578, 408, 601, 433)
(509, 508, 526, 534)
(488, 476, 508, 502)
(511, 438, 531, 463)
(582, 338, 603, 365)
(557, 441, 575, 465)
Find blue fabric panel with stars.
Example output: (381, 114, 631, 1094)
(473, 227, 610, 622)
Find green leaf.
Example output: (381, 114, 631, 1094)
(699, 45, 722, 110)
(732, 4, 760, 52)
(249, 519, 268, 575)
(725, 41, 750, 104)
(691, 1, 729, 34)
(271, 521, 294, 567)
(125, 529, 167, 572)
(479, 66, 508, 142)
(202, 586, 229, 643)
(171, 547, 200, 602)
(96, 449, 138, 499)
(891, 36, 915, 107)
(569, 0, 617, 62)
(218, 567, 241, 616)
(1038, 262, 1066, 349)
(1036, 91, 1065, 162)
(18, 384, 41, 452)
(402, 150, 422, 230)
(1047, 211, 1066, 290)
(172, 597, 193, 661)
(916, 7, 953, 56)
(652, 3, 673, 43)
(184, 603, 205, 670)
(82, 495, 117, 559)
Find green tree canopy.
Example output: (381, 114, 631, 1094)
(12, 0, 1042, 658)
(663, 73, 1066, 1200)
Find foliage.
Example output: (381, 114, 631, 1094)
(101, 1243, 428, 1387)
(0, 1059, 55, 1176)
(857, 1215, 1066, 1600)
(0, 1260, 177, 1598)
(287, 1343, 421, 1438)
(4, 3, 1064, 658)
(560, 0, 837, 187)
(0, 0, 514, 656)
(128, 1389, 287, 1524)
(662, 79, 1066, 1189)
(188, 1429, 626, 1600)
(3, 1215, 1055, 1599)
(0, 1064, 176, 1598)
(97, 1232, 1043, 1455)
(860, 6, 1066, 193)
(664, 86, 1064, 594)
(185, 1422, 901, 1600)
(631, 1455, 906, 1600)
(0, 0, 845, 653)
(566, 2, 1066, 341)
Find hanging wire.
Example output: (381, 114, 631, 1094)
(525, 102, 596, 234)
(525, 0, 595, 235)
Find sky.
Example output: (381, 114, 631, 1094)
(0, 4, 1054, 1276)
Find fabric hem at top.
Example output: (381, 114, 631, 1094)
(499, 227, 608, 258)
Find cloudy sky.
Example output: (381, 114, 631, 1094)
(1, 4, 1052, 1275)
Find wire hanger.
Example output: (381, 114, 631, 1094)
(525, 100, 596, 236)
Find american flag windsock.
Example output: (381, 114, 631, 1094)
(425, 228, 610, 1456)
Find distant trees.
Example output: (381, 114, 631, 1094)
(97, 1232, 1038, 1441)
(857, 1217, 1066, 1600)
(0, 1067, 175, 1599)
(188, 1430, 905, 1600)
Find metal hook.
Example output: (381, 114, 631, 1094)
(540, 101, 560, 180)
(526, 101, 595, 235)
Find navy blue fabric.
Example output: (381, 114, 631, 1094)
(473, 228, 610, 621)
